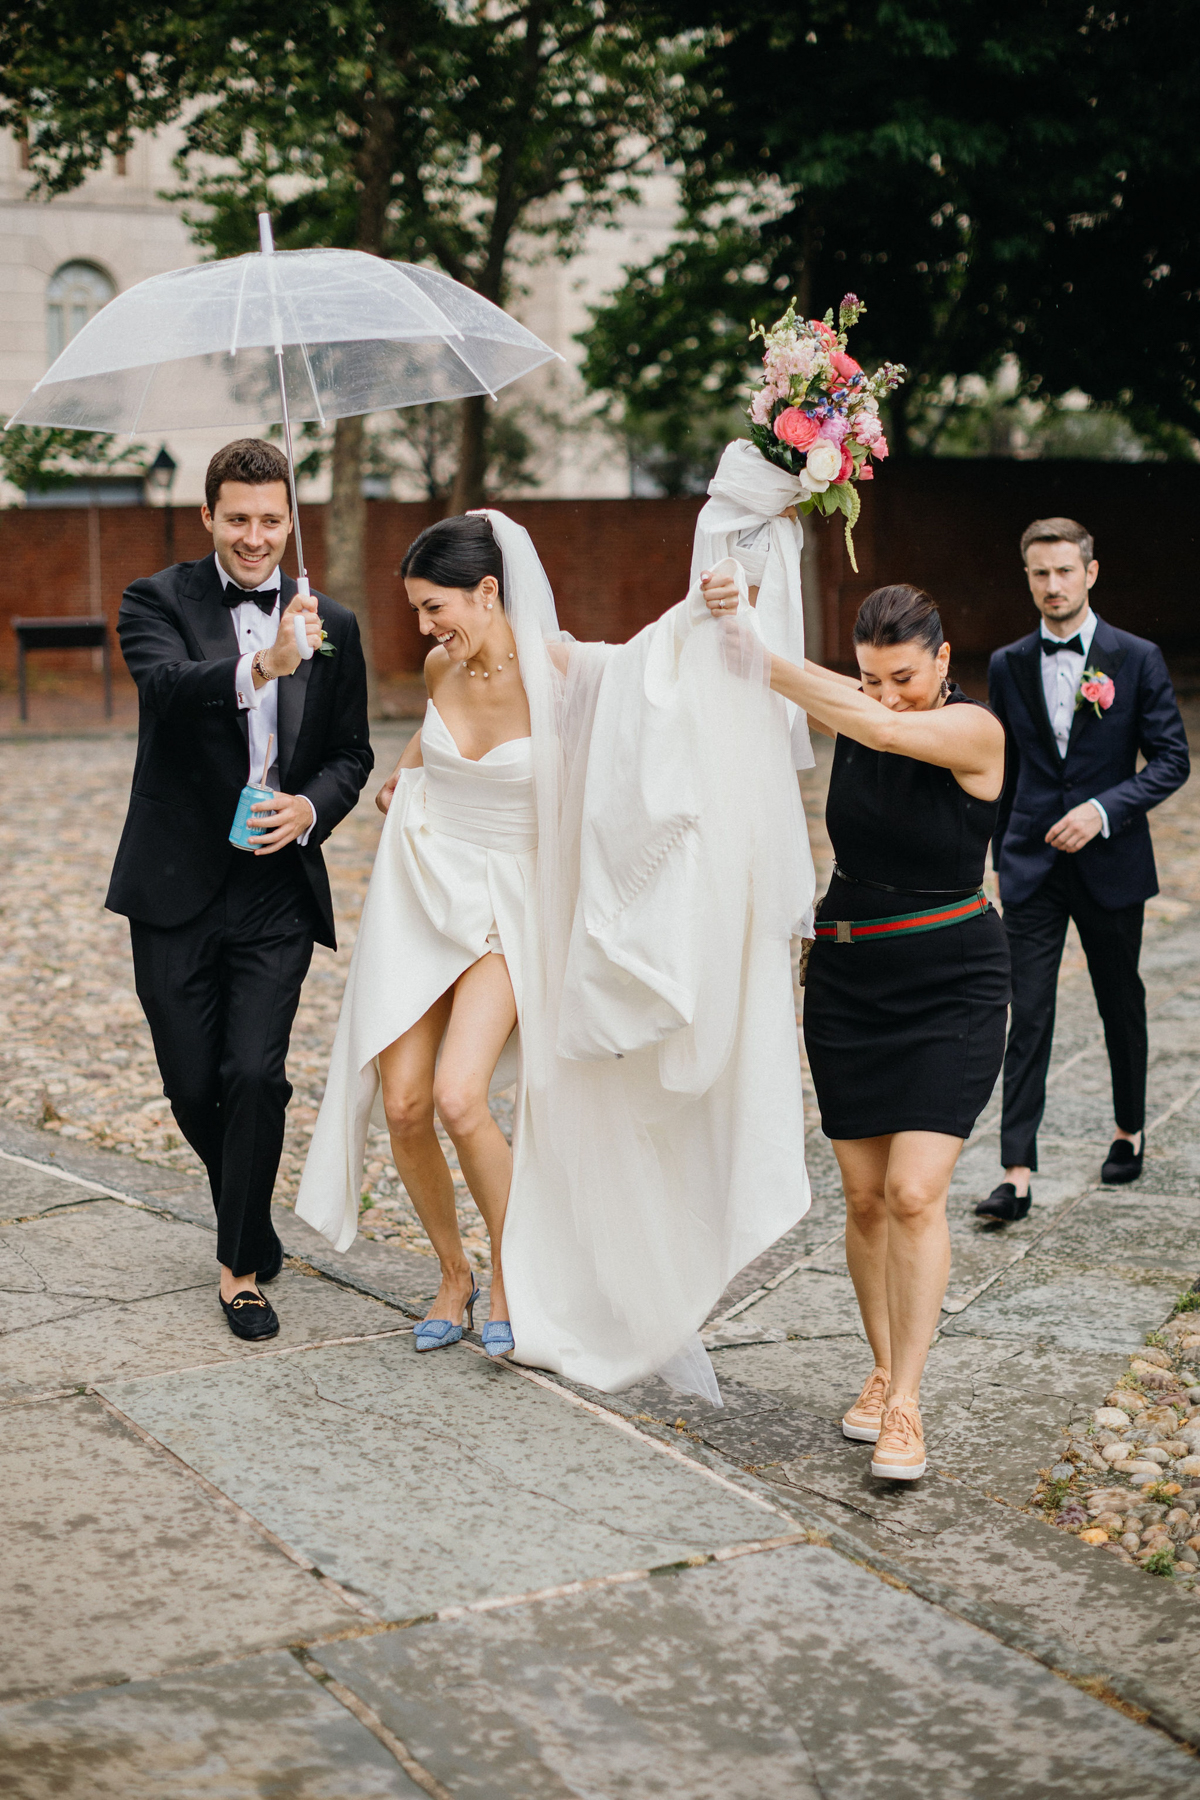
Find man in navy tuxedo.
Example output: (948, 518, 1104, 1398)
(980, 517, 1189, 1221)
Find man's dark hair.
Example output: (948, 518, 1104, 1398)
(1020, 516, 1094, 566)
(204, 439, 291, 514)
(853, 584, 944, 658)
(401, 513, 506, 608)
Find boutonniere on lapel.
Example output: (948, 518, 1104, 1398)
(1076, 668, 1115, 718)
(317, 624, 335, 657)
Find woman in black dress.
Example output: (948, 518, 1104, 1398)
(704, 575, 1008, 1483)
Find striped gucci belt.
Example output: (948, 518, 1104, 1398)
(815, 889, 991, 945)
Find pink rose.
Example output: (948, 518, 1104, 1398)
(1081, 677, 1116, 710)
(830, 351, 862, 382)
(837, 445, 856, 483)
(811, 320, 838, 347)
(857, 462, 874, 480)
(872, 435, 889, 460)
(774, 407, 821, 451)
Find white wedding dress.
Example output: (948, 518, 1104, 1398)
(297, 508, 815, 1397)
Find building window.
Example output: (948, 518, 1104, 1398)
(46, 261, 115, 363)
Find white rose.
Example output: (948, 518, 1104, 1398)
(806, 441, 842, 485)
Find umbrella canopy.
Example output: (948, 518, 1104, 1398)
(7, 247, 559, 434)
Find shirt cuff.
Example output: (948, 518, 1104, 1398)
(1087, 798, 1111, 839)
(297, 796, 317, 847)
(235, 650, 267, 712)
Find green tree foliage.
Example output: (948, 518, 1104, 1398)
(578, 0, 1200, 461)
(0, 427, 148, 495)
(1, 0, 698, 499)
(1, 0, 700, 685)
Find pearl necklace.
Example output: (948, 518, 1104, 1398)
(467, 651, 517, 679)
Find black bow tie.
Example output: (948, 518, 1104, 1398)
(1041, 634, 1084, 657)
(221, 582, 279, 616)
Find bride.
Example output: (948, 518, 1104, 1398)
(297, 505, 814, 1397)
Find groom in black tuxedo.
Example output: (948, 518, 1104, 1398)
(107, 439, 372, 1335)
(980, 516, 1189, 1221)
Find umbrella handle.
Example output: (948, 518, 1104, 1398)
(293, 575, 315, 661)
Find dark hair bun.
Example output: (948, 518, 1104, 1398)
(401, 514, 505, 608)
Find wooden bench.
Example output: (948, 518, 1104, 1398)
(12, 617, 112, 721)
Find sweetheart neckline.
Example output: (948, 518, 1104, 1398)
(427, 700, 532, 765)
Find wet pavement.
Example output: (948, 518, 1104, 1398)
(3, 719, 1200, 1793)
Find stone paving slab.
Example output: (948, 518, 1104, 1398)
(317, 1546, 1200, 1800)
(0, 1159, 113, 1221)
(939, 1256, 1185, 1350)
(1041, 1190, 1200, 1271)
(0, 1203, 406, 1399)
(99, 1339, 794, 1622)
(711, 1267, 866, 1341)
(767, 1468, 1200, 1746)
(0, 1396, 353, 1703)
(0, 1650, 419, 1799)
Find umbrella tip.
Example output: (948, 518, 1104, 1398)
(258, 213, 275, 256)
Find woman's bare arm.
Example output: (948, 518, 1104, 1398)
(770, 655, 1004, 791)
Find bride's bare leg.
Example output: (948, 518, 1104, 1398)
(434, 954, 518, 1323)
(378, 993, 476, 1324)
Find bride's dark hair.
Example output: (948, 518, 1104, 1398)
(853, 584, 943, 657)
(401, 514, 505, 608)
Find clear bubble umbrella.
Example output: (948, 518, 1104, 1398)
(7, 215, 560, 647)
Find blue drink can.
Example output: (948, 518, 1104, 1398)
(229, 783, 275, 851)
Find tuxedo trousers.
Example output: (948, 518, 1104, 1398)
(998, 854, 1146, 1170)
(130, 848, 316, 1276)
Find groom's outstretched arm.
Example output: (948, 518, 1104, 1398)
(117, 578, 242, 717)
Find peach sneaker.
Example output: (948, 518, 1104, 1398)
(842, 1367, 890, 1443)
(870, 1396, 927, 1481)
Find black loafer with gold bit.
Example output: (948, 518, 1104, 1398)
(219, 1289, 280, 1341)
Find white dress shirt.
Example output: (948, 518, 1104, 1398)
(1039, 607, 1108, 837)
(215, 558, 316, 844)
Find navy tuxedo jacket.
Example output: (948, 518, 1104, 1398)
(106, 553, 373, 949)
(988, 615, 1189, 910)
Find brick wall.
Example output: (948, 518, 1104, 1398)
(2, 459, 1196, 684)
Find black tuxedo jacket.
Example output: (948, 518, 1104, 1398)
(988, 614, 1189, 911)
(106, 553, 373, 948)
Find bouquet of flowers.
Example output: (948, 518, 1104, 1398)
(746, 294, 906, 571)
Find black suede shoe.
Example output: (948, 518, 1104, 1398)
(1102, 1138, 1144, 1184)
(257, 1240, 285, 1285)
(219, 1289, 280, 1341)
(974, 1182, 1032, 1223)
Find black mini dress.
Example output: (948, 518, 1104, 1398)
(804, 686, 1011, 1141)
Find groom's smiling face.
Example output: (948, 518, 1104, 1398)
(202, 480, 292, 588)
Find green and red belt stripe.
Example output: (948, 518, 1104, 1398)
(815, 889, 991, 945)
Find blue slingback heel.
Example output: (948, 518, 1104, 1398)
(413, 1276, 480, 1353)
